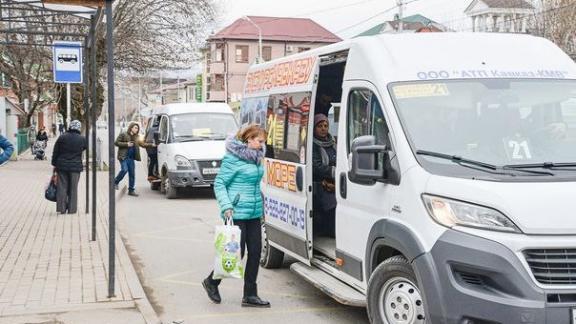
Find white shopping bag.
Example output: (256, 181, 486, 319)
(213, 217, 244, 279)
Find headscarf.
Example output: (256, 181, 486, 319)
(69, 120, 81, 132)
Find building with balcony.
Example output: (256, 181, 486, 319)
(204, 16, 341, 105)
(465, 0, 534, 33)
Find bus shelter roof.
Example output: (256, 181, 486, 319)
(0, 0, 103, 47)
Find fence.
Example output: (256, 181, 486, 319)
(16, 128, 29, 154)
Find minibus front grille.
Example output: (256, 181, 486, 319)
(524, 249, 576, 285)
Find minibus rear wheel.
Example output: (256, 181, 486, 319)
(367, 255, 426, 324)
(260, 222, 284, 269)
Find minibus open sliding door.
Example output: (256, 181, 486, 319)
(261, 61, 320, 265)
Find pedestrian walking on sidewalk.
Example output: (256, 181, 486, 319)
(202, 124, 271, 308)
(114, 122, 154, 197)
(36, 127, 49, 142)
(51, 120, 87, 214)
(0, 133, 15, 167)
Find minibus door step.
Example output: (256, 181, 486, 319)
(290, 262, 366, 307)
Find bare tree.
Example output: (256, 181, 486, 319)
(0, 0, 216, 126)
(101, 0, 216, 72)
(531, 0, 576, 57)
(0, 4, 91, 127)
(0, 39, 58, 127)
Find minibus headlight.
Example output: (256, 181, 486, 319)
(175, 155, 196, 170)
(422, 194, 521, 233)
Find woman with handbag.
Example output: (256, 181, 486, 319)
(51, 120, 87, 214)
(202, 124, 270, 308)
(312, 114, 337, 238)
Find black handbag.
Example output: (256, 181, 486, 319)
(45, 175, 57, 202)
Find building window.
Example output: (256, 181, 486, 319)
(262, 46, 272, 61)
(298, 47, 311, 53)
(235, 45, 249, 63)
(212, 74, 224, 91)
(214, 43, 224, 62)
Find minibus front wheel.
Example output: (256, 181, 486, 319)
(367, 255, 426, 324)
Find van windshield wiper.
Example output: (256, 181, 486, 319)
(416, 150, 497, 170)
(504, 162, 576, 172)
(416, 150, 553, 176)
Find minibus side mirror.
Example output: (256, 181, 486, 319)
(349, 135, 387, 183)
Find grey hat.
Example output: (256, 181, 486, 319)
(69, 120, 81, 131)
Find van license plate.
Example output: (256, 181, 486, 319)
(202, 168, 220, 175)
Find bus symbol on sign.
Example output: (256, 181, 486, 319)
(53, 41, 82, 84)
(58, 54, 78, 64)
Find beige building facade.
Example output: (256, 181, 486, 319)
(204, 16, 341, 105)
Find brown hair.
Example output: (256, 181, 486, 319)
(236, 124, 267, 143)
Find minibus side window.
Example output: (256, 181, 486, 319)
(266, 92, 312, 164)
(347, 89, 390, 155)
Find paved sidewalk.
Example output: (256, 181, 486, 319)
(0, 142, 159, 323)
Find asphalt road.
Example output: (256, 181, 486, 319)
(116, 161, 369, 324)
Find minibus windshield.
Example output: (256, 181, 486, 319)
(390, 79, 576, 172)
(170, 113, 237, 141)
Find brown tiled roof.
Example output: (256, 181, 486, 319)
(481, 0, 534, 9)
(209, 16, 341, 43)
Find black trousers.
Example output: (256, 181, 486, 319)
(56, 171, 80, 214)
(147, 152, 158, 177)
(207, 218, 262, 297)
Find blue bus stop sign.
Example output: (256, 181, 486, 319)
(53, 41, 83, 83)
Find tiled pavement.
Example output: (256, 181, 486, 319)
(0, 141, 158, 323)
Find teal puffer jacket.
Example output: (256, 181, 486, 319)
(213, 139, 264, 220)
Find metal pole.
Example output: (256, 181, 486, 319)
(397, 0, 404, 32)
(66, 83, 71, 128)
(91, 15, 98, 242)
(243, 17, 262, 64)
(258, 30, 262, 63)
(137, 77, 142, 124)
(106, 0, 116, 298)
(159, 71, 163, 105)
(83, 47, 90, 215)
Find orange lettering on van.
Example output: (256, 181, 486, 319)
(287, 165, 296, 192)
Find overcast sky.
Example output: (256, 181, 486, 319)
(212, 0, 473, 38)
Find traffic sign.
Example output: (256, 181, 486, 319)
(53, 41, 83, 84)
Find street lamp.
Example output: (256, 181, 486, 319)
(242, 16, 262, 64)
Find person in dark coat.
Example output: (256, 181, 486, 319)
(51, 120, 87, 214)
(312, 114, 337, 238)
(36, 127, 49, 142)
(144, 118, 160, 181)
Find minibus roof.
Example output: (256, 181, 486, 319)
(243, 33, 576, 97)
(152, 103, 233, 116)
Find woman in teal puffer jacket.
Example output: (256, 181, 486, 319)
(202, 125, 270, 308)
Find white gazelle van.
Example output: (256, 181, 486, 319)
(240, 33, 576, 324)
(150, 103, 238, 198)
